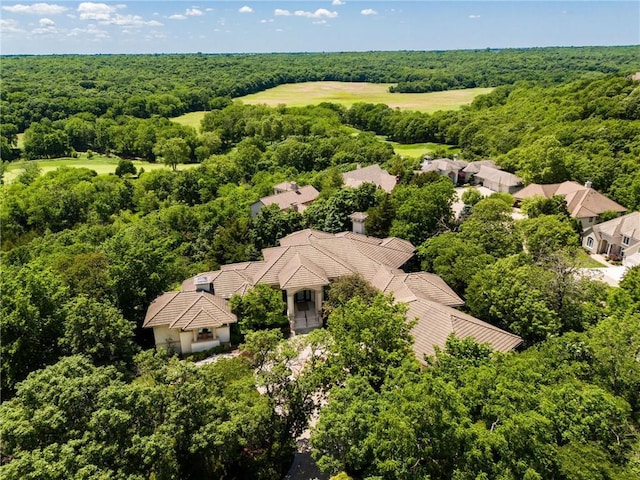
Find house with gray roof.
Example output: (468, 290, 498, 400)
(146, 226, 522, 361)
(419, 157, 468, 184)
(472, 165, 523, 193)
(582, 211, 640, 266)
(342, 164, 397, 193)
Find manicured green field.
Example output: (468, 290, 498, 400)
(575, 249, 610, 268)
(386, 141, 461, 158)
(239, 82, 492, 112)
(3, 154, 198, 184)
(171, 83, 493, 128)
(169, 111, 206, 130)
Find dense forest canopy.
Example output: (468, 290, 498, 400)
(1, 47, 640, 479)
(2, 46, 639, 130)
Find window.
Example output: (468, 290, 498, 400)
(622, 236, 630, 246)
(586, 237, 594, 249)
(197, 328, 214, 341)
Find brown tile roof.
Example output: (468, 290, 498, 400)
(143, 291, 237, 330)
(278, 253, 329, 290)
(514, 181, 627, 218)
(407, 299, 522, 361)
(278, 229, 335, 246)
(342, 164, 397, 193)
(258, 185, 320, 211)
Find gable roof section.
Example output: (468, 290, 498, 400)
(407, 299, 522, 361)
(278, 253, 329, 290)
(474, 166, 522, 187)
(258, 185, 320, 210)
(463, 160, 497, 174)
(421, 158, 468, 173)
(342, 164, 397, 193)
(564, 188, 627, 218)
(592, 212, 640, 242)
(514, 181, 627, 218)
(144, 291, 237, 330)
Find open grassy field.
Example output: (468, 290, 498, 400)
(239, 82, 492, 112)
(3, 154, 198, 184)
(386, 141, 461, 159)
(171, 83, 492, 129)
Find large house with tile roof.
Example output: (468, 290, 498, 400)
(514, 181, 627, 230)
(144, 229, 522, 361)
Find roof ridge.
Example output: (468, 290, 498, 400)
(144, 291, 180, 326)
(169, 292, 208, 328)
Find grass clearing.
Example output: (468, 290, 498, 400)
(171, 83, 493, 128)
(170, 111, 206, 131)
(3, 154, 198, 184)
(385, 141, 460, 159)
(238, 82, 492, 113)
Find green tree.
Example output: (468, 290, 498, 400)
(461, 186, 483, 206)
(323, 273, 379, 317)
(154, 137, 190, 171)
(115, 158, 137, 177)
(327, 293, 416, 389)
(230, 283, 288, 333)
(59, 296, 138, 370)
(518, 214, 579, 260)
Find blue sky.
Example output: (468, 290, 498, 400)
(1, 1, 638, 54)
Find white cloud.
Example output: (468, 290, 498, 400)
(468, 14, 480, 19)
(2, 3, 67, 15)
(0, 18, 26, 33)
(274, 9, 291, 16)
(103, 14, 162, 26)
(169, 14, 186, 20)
(313, 20, 326, 25)
(78, 3, 119, 21)
(32, 25, 59, 35)
(332, 0, 345, 5)
(294, 9, 338, 19)
(275, 28, 283, 32)
(68, 24, 109, 39)
(185, 8, 203, 16)
(38, 17, 55, 26)
(239, 6, 253, 14)
(360, 8, 377, 16)
(205, 7, 213, 12)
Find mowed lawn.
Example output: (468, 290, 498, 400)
(239, 82, 492, 112)
(4, 155, 198, 184)
(171, 83, 492, 128)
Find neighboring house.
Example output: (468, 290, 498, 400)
(461, 160, 497, 183)
(472, 165, 523, 193)
(146, 226, 522, 362)
(514, 181, 627, 230)
(250, 182, 320, 217)
(582, 211, 640, 265)
(342, 164, 397, 193)
(419, 157, 468, 184)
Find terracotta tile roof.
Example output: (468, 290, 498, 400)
(462, 160, 497, 174)
(342, 164, 397, 193)
(514, 181, 626, 218)
(257, 185, 320, 211)
(474, 166, 522, 187)
(143, 291, 237, 330)
(278, 253, 330, 290)
(407, 299, 522, 362)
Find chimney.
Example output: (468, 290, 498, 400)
(195, 275, 213, 293)
(349, 212, 368, 235)
(585, 181, 592, 189)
